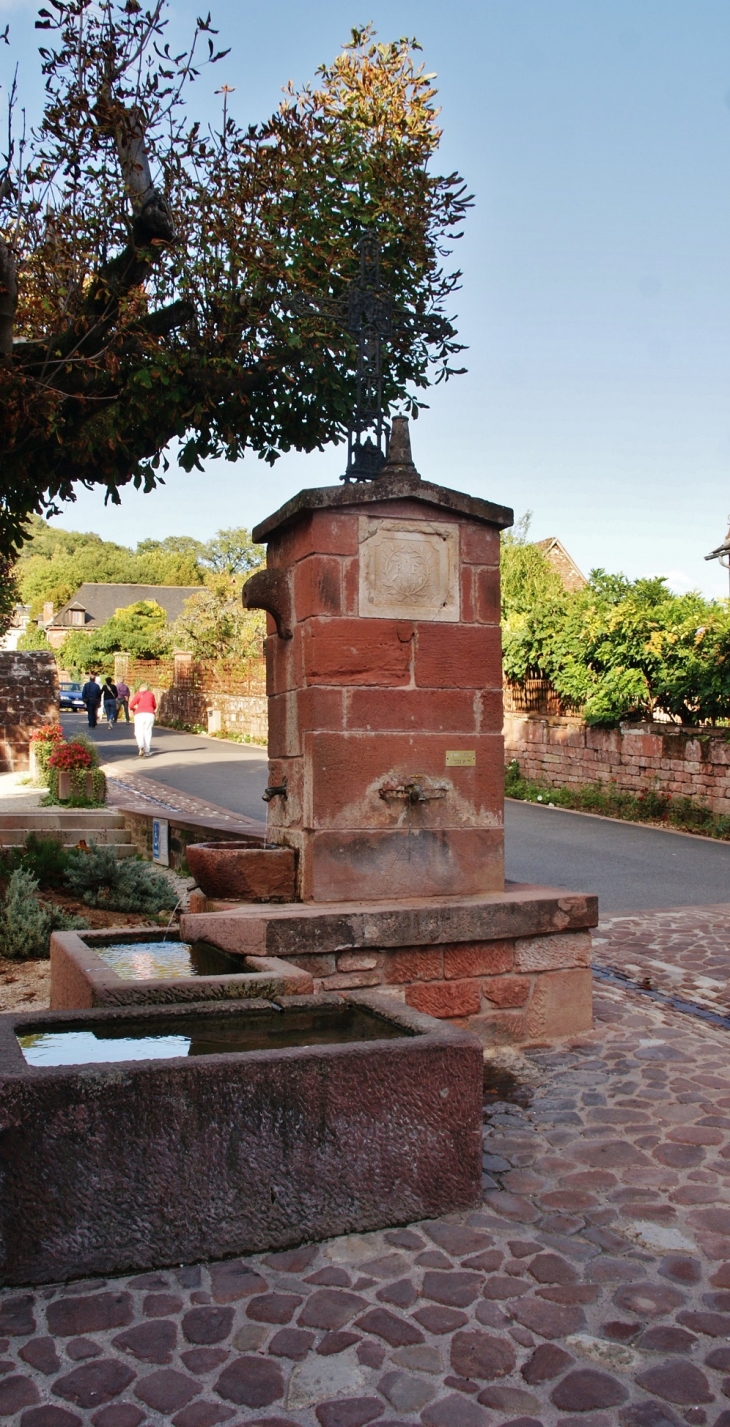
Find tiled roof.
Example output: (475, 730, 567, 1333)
(49, 585, 201, 629)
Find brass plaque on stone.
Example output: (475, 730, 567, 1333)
(446, 750, 476, 767)
(359, 518, 459, 621)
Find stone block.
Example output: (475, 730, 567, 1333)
(268, 511, 359, 567)
(460, 566, 475, 622)
(406, 978, 481, 1019)
(305, 730, 503, 830)
(415, 625, 502, 689)
(514, 931, 592, 973)
(267, 693, 299, 760)
(298, 686, 346, 735)
(346, 688, 477, 734)
(302, 828, 504, 903)
(265, 628, 304, 697)
(478, 691, 504, 734)
(342, 556, 359, 615)
(443, 942, 513, 979)
(303, 619, 413, 687)
(336, 952, 379, 972)
(382, 948, 443, 984)
(460, 525, 499, 566)
(318, 971, 381, 990)
(482, 975, 530, 1008)
(293, 556, 342, 621)
(475, 568, 500, 624)
(469, 1009, 528, 1045)
(526, 967, 593, 1039)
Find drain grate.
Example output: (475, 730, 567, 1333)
(593, 961, 730, 1032)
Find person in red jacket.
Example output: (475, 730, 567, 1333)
(129, 684, 157, 757)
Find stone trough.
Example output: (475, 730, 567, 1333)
(0, 993, 482, 1285)
(50, 926, 313, 1009)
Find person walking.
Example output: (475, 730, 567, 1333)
(101, 676, 118, 726)
(80, 674, 102, 728)
(129, 684, 157, 757)
(116, 678, 130, 722)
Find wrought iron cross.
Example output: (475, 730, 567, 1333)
(343, 236, 393, 482)
(292, 234, 394, 483)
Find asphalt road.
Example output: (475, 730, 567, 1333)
(61, 713, 268, 824)
(63, 713, 730, 912)
(505, 798, 730, 913)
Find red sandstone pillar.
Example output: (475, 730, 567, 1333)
(244, 427, 513, 903)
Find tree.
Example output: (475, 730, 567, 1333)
(202, 528, 264, 576)
(15, 516, 205, 615)
(503, 567, 730, 727)
(61, 598, 170, 673)
(17, 623, 51, 650)
(501, 513, 565, 621)
(169, 576, 264, 662)
(0, 562, 20, 640)
(0, 7, 470, 559)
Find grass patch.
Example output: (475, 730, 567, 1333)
(505, 759, 730, 840)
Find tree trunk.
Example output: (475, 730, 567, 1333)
(0, 238, 17, 357)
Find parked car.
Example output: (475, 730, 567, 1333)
(59, 681, 86, 713)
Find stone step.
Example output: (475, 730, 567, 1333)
(0, 828, 134, 852)
(0, 811, 125, 829)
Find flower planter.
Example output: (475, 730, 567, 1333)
(56, 769, 106, 804)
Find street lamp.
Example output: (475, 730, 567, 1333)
(705, 518, 730, 599)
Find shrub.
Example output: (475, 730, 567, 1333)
(30, 725, 64, 744)
(0, 868, 87, 960)
(30, 724, 65, 784)
(23, 834, 70, 889)
(505, 758, 730, 840)
(48, 741, 93, 771)
(64, 846, 178, 915)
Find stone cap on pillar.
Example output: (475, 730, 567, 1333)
(252, 420, 514, 544)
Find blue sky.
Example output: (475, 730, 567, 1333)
(4, 0, 730, 596)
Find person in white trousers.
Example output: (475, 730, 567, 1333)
(129, 684, 157, 757)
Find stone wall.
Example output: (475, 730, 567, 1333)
(505, 713, 730, 815)
(0, 651, 59, 771)
(113, 653, 267, 742)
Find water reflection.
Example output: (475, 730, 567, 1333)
(17, 1006, 413, 1068)
(94, 940, 242, 980)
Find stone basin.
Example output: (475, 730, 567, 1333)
(186, 840, 297, 901)
(0, 992, 482, 1284)
(50, 926, 313, 1009)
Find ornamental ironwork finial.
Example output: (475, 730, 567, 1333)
(342, 236, 393, 482)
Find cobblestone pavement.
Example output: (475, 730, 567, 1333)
(104, 771, 265, 835)
(7, 971, 730, 1425)
(595, 906, 730, 1015)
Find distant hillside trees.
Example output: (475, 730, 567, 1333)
(15, 519, 263, 617)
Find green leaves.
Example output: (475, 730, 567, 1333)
(2, 10, 470, 557)
(503, 549, 730, 728)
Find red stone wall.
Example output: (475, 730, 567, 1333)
(283, 931, 592, 1046)
(0, 651, 59, 771)
(264, 501, 505, 902)
(505, 713, 730, 814)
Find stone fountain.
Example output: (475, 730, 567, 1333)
(182, 420, 596, 1044)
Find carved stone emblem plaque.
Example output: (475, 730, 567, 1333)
(359, 518, 460, 621)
